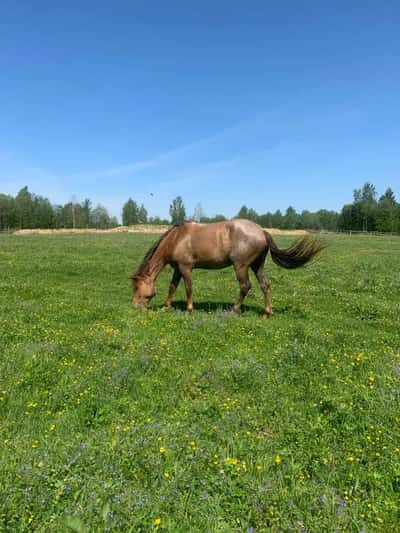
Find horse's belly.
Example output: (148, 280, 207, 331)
(194, 258, 232, 269)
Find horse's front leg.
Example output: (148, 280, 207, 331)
(179, 265, 193, 314)
(163, 268, 182, 309)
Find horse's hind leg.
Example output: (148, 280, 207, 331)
(251, 252, 272, 318)
(163, 267, 182, 309)
(233, 265, 251, 314)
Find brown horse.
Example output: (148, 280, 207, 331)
(131, 219, 324, 317)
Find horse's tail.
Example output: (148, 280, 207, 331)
(264, 231, 325, 269)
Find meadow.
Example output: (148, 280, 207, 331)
(0, 232, 399, 532)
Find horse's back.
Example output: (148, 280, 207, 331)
(188, 221, 233, 268)
(171, 220, 266, 269)
(228, 219, 265, 241)
(227, 219, 267, 262)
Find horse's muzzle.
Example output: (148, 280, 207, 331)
(133, 302, 147, 310)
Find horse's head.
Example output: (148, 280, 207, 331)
(131, 275, 156, 308)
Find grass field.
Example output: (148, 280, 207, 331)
(0, 233, 399, 532)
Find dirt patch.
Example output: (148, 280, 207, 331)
(14, 225, 309, 236)
(14, 225, 170, 235)
(263, 228, 309, 236)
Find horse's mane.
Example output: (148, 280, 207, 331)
(133, 222, 186, 278)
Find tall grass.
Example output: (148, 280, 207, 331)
(0, 233, 399, 532)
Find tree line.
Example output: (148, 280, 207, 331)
(0, 187, 119, 230)
(234, 183, 400, 233)
(0, 182, 399, 233)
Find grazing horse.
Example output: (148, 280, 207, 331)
(131, 219, 324, 317)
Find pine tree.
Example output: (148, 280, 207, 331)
(15, 186, 34, 228)
(138, 204, 148, 224)
(169, 196, 186, 224)
(122, 198, 139, 225)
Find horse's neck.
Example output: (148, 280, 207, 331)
(146, 247, 167, 280)
(146, 226, 177, 280)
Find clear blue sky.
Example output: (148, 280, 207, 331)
(1, 1, 399, 220)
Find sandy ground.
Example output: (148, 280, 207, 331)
(14, 225, 309, 236)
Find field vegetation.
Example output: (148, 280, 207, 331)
(0, 233, 399, 532)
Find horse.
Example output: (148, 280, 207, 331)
(131, 219, 324, 317)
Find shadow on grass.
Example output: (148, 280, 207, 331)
(152, 300, 274, 317)
(172, 300, 232, 312)
(151, 300, 307, 318)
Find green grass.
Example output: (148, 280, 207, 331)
(0, 233, 399, 532)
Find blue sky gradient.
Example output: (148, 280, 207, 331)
(1, 1, 399, 219)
